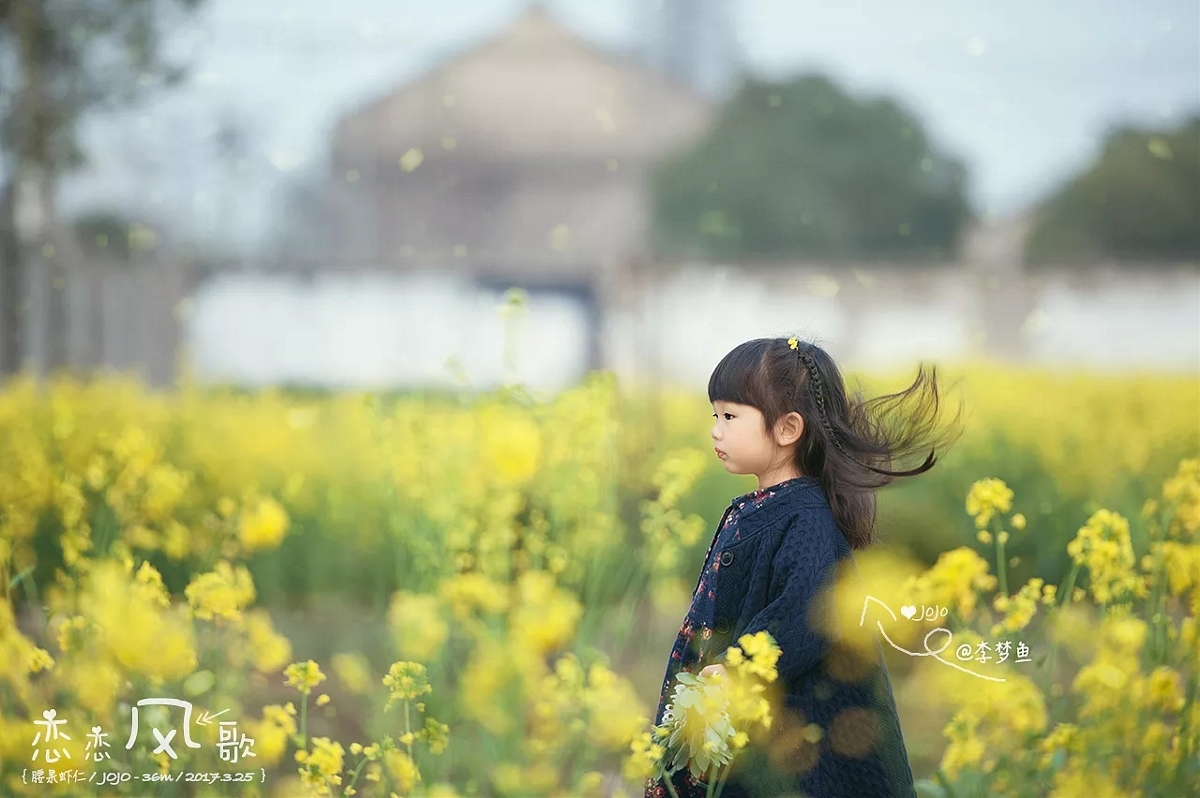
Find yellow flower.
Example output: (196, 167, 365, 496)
(729, 631, 781, 683)
(242, 704, 296, 767)
(298, 736, 344, 795)
(141, 464, 190, 522)
(1037, 722, 1077, 769)
(384, 750, 420, 793)
(510, 570, 583, 655)
(217, 496, 237, 518)
(1066, 510, 1147, 605)
(56, 615, 89, 654)
(990, 577, 1044, 635)
(965, 478, 1014, 528)
(61, 658, 121, 714)
(162, 519, 191, 560)
(903, 547, 997, 621)
(315, 694, 331, 707)
(242, 609, 292, 673)
(787, 337, 799, 350)
(437, 572, 508, 619)
(185, 560, 256, 622)
(388, 592, 449, 661)
(624, 731, 666, 782)
(85, 560, 197, 681)
(237, 495, 290, 552)
(1145, 666, 1184, 712)
(332, 652, 373, 694)
(1010, 513, 1026, 530)
(27, 647, 55, 673)
(420, 717, 450, 754)
(477, 406, 542, 486)
(581, 661, 647, 751)
(1161, 457, 1199, 536)
(134, 561, 171, 608)
(284, 660, 327, 695)
(1150, 541, 1200, 597)
(383, 661, 433, 707)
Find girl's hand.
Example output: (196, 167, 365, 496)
(699, 663, 727, 679)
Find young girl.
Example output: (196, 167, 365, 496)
(644, 336, 960, 798)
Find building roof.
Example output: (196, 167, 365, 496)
(330, 4, 716, 164)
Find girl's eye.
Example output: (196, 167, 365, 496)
(712, 412, 733, 420)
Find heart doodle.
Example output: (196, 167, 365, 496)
(900, 604, 917, 620)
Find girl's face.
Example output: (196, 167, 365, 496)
(711, 401, 805, 486)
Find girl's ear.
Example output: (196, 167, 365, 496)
(776, 411, 804, 447)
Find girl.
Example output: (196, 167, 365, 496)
(644, 336, 961, 798)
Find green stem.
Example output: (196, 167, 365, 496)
(663, 772, 682, 798)
(342, 756, 369, 798)
(300, 692, 308, 750)
(1047, 562, 1082, 682)
(712, 761, 732, 798)
(934, 767, 959, 798)
(404, 697, 415, 772)
(1175, 671, 1198, 783)
(1145, 511, 1168, 665)
(993, 517, 1008, 597)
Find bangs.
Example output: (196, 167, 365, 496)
(707, 339, 772, 409)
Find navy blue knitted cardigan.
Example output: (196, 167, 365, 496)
(645, 476, 917, 798)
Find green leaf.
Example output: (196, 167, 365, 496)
(8, 566, 35, 588)
(914, 779, 948, 798)
(182, 670, 215, 697)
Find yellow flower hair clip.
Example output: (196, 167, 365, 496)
(787, 337, 799, 350)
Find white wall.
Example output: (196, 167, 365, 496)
(183, 263, 1199, 394)
(184, 271, 591, 393)
(605, 263, 1199, 391)
(1023, 270, 1200, 371)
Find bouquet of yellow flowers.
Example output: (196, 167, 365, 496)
(630, 631, 782, 798)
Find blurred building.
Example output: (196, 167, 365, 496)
(637, 0, 743, 102)
(7, 4, 1196, 392)
(304, 3, 714, 371)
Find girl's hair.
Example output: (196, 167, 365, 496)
(708, 337, 963, 550)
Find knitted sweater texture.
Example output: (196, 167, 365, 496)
(645, 476, 918, 798)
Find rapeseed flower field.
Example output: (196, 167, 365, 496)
(0, 366, 1196, 796)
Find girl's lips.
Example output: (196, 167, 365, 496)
(715, 448, 726, 459)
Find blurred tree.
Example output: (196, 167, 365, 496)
(650, 74, 972, 261)
(1024, 116, 1200, 266)
(0, 0, 205, 377)
(71, 208, 148, 262)
(212, 109, 252, 257)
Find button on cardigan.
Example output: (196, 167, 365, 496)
(644, 476, 917, 798)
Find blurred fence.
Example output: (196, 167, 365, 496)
(615, 259, 1200, 390)
(2, 250, 1197, 391)
(11, 251, 193, 385)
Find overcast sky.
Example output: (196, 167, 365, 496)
(57, 0, 1200, 256)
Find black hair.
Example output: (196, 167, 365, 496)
(707, 337, 963, 550)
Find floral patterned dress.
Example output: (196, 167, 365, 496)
(644, 476, 812, 798)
